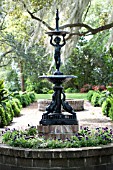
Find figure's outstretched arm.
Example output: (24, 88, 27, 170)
(50, 35, 56, 46)
(61, 35, 66, 47)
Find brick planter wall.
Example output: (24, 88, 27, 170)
(0, 143, 113, 170)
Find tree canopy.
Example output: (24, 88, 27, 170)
(0, 0, 113, 92)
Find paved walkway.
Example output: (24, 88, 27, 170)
(5, 100, 113, 130)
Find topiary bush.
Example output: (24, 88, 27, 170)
(109, 99, 113, 120)
(91, 92, 100, 106)
(10, 99, 21, 117)
(87, 90, 94, 102)
(15, 93, 30, 107)
(98, 90, 108, 106)
(13, 98, 22, 110)
(0, 106, 7, 127)
(102, 97, 112, 117)
(28, 91, 36, 103)
(5, 101, 14, 123)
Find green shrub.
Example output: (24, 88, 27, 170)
(15, 93, 31, 107)
(10, 99, 21, 117)
(14, 92, 36, 107)
(91, 92, 100, 106)
(98, 90, 108, 106)
(0, 106, 7, 127)
(13, 98, 22, 110)
(28, 92, 36, 103)
(65, 88, 78, 93)
(109, 100, 113, 120)
(87, 90, 94, 102)
(5, 101, 14, 124)
(47, 89, 54, 94)
(0, 101, 14, 127)
(102, 97, 112, 117)
(22, 93, 31, 107)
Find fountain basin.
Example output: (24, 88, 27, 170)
(38, 99, 84, 111)
(39, 75, 77, 84)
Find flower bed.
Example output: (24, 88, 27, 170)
(0, 126, 113, 169)
(1, 126, 113, 149)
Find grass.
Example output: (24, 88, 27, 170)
(36, 93, 87, 100)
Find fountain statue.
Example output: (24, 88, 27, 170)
(39, 9, 78, 126)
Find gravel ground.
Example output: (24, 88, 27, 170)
(4, 100, 113, 130)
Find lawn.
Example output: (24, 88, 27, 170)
(36, 93, 87, 100)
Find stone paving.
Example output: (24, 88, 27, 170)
(5, 100, 113, 130)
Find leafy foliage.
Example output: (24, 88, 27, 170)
(91, 91, 100, 106)
(87, 90, 94, 102)
(0, 80, 9, 105)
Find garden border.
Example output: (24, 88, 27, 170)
(0, 143, 113, 169)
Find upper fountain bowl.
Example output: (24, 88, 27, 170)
(46, 30, 69, 36)
(39, 75, 77, 84)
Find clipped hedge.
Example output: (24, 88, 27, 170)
(15, 91, 36, 107)
(102, 97, 113, 117)
(0, 91, 36, 127)
(109, 100, 113, 120)
(10, 99, 21, 117)
(0, 99, 21, 127)
(91, 92, 100, 106)
(87, 90, 94, 102)
(0, 106, 7, 127)
(98, 91, 107, 106)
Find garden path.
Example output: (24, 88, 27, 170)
(5, 100, 113, 130)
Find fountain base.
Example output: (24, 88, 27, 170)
(37, 124, 79, 140)
(40, 112, 78, 125)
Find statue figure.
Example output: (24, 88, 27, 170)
(50, 35, 66, 72)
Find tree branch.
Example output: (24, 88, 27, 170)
(23, 3, 113, 38)
(0, 60, 12, 67)
(22, 1, 54, 31)
(0, 49, 13, 58)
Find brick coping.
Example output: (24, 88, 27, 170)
(0, 143, 113, 158)
(1, 143, 113, 169)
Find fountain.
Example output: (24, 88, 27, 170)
(38, 9, 78, 139)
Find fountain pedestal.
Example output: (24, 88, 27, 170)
(37, 125, 78, 140)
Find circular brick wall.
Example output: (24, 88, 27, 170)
(0, 143, 113, 170)
(38, 99, 84, 111)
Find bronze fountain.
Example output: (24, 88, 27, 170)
(39, 9, 78, 125)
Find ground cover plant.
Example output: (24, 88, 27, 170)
(1, 126, 113, 149)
